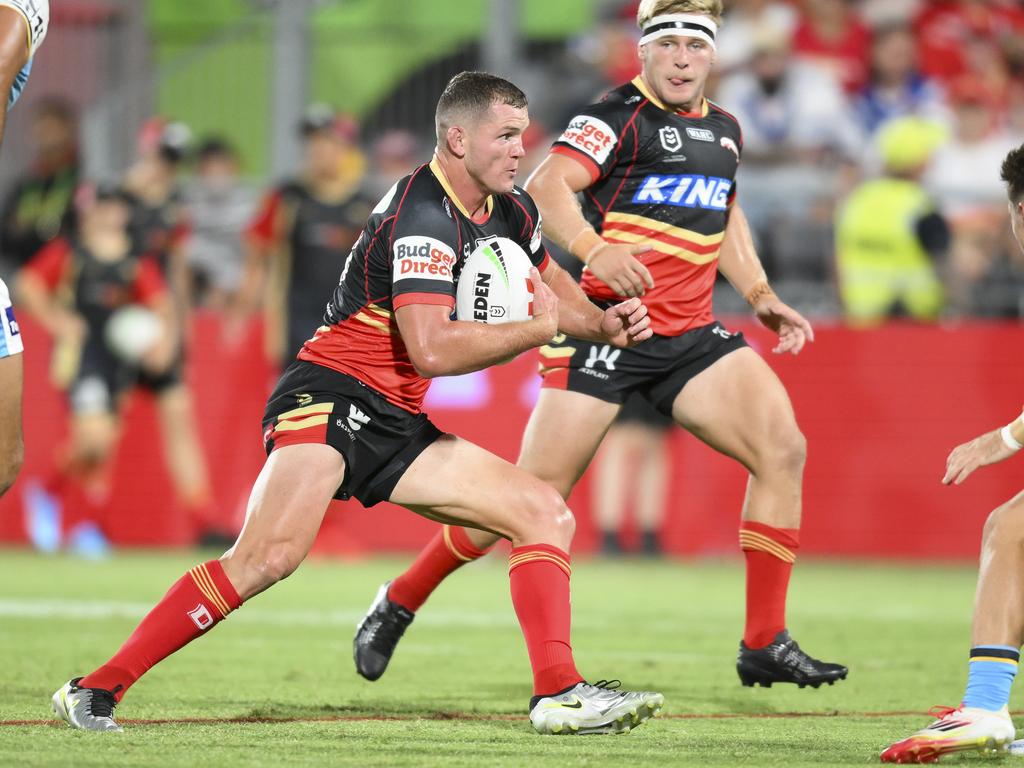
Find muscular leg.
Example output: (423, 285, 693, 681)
(0, 353, 23, 497)
(672, 348, 810, 654)
(78, 444, 344, 700)
(973, 491, 1024, 647)
(386, 390, 617, 611)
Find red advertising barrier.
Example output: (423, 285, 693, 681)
(2, 314, 1022, 560)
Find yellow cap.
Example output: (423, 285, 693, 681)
(878, 117, 949, 172)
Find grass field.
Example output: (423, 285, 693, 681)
(0, 548, 1016, 767)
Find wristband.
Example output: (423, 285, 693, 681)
(1001, 424, 1024, 451)
(744, 279, 776, 307)
(567, 228, 605, 265)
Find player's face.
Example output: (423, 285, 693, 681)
(640, 33, 715, 111)
(464, 103, 529, 195)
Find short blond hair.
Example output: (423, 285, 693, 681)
(636, 0, 724, 29)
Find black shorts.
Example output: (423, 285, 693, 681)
(615, 391, 674, 429)
(135, 344, 184, 393)
(66, 339, 135, 414)
(539, 320, 748, 417)
(262, 360, 444, 507)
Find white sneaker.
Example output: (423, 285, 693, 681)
(880, 705, 1015, 763)
(529, 680, 664, 735)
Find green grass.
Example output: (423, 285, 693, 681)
(0, 549, 1014, 766)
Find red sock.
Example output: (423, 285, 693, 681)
(508, 544, 583, 696)
(79, 560, 242, 700)
(388, 525, 493, 612)
(740, 521, 799, 649)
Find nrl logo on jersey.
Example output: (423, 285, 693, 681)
(686, 127, 715, 142)
(658, 126, 683, 152)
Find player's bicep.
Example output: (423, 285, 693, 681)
(394, 303, 453, 374)
(529, 152, 599, 196)
(0, 6, 27, 92)
(549, 111, 623, 183)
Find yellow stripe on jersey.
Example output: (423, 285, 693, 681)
(353, 311, 395, 334)
(274, 414, 330, 432)
(603, 229, 719, 265)
(277, 402, 334, 422)
(603, 211, 725, 246)
(539, 344, 575, 359)
(365, 303, 392, 318)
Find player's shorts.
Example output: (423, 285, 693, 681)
(135, 344, 184, 394)
(0, 277, 24, 358)
(539, 319, 748, 417)
(262, 360, 444, 507)
(66, 340, 135, 415)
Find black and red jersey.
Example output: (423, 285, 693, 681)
(299, 156, 550, 414)
(551, 76, 743, 336)
(25, 237, 165, 332)
(247, 180, 372, 360)
(130, 190, 190, 277)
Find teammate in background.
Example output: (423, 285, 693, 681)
(51, 72, 662, 736)
(594, 393, 671, 557)
(123, 119, 219, 543)
(354, 0, 848, 691)
(16, 184, 175, 546)
(236, 105, 372, 367)
(880, 143, 1024, 764)
(0, 0, 49, 499)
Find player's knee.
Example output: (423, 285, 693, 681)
(517, 482, 575, 542)
(762, 427, 806, 478)
(229, 541, 303, 593)
(0, 443, 23, 496)
(982, 497, 1024, 549)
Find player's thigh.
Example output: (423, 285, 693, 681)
(224, 443, 345, 598)
(670, 347, 803, 474)
(390, 434, 571, 542)
(0, 353, 23, 461)
(517, 389, 619, 498)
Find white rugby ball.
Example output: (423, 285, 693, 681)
(455, 236, 534, 324)
(104, 304, 162, 363)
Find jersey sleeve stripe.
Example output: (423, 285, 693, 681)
(550, 145, 601, 183)
(392, 292, 455, 310)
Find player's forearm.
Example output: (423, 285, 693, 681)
(545, 263, 607, 342)
(410, 319, 550, 378)
(525, 165, 598, 261)
(717, 205, 771, 303)
(14, 272, 65, 336)
(1000, 412, 1024, 452)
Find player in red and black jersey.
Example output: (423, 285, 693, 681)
(53, 72, 662, 736)
(361, 0, 847, 692)
(17, 183, 175, 544)
(240, 106, 373, 367)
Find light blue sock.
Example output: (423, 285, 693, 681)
(962, 645, 1019, 711)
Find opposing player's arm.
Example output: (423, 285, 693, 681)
(718, 204, 814, 355)
(15, 241, 84, 340)
(526, 153, 653, 298)
(134, 255, 178, 372)
(943, 410, 1024, 486)
(396, 267, 558, 378)
(0, 4, 29, 148)
(540, 259, 651, 346)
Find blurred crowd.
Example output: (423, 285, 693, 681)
(3, 0, 1024, 553)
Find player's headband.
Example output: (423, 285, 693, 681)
(640, 14, 717, 49)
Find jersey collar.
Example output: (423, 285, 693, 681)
(429, 154, 494, 223)
(632, 75, 709, 118)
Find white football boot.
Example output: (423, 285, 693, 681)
(880, 705, 1015, 763)
(529, 680, 664, 735)
(51, 678, 123, 732)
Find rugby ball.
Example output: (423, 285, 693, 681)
(455, 237, 534, 324)
(104, 305, 162, 363)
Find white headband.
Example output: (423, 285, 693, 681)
(640, 13, 717, 49)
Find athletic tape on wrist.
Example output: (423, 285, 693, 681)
(1001, 424, 1024, 451)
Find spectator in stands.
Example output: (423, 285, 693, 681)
(0, 97, 78, 279)
(16, 183, 176, 555)
(715, 0, 798, 75)
(927, 80, 1024, 316)
(852, 22, 948, 138)
(235, 104, 372, 368)
(364, 129, 421, 203)
(593, 393, 671, 558)
(915, 0, 1024, 86)
(835, 117, 949, 324)
(790, 0, 872, 94)
(184, 137, 256, 309)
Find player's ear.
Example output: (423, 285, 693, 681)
(445, 125, 466, 159)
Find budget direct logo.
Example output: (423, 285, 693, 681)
(631, 174, 732, 210)
(392, 236, 456, 283)
(558, 115, 616, 165)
